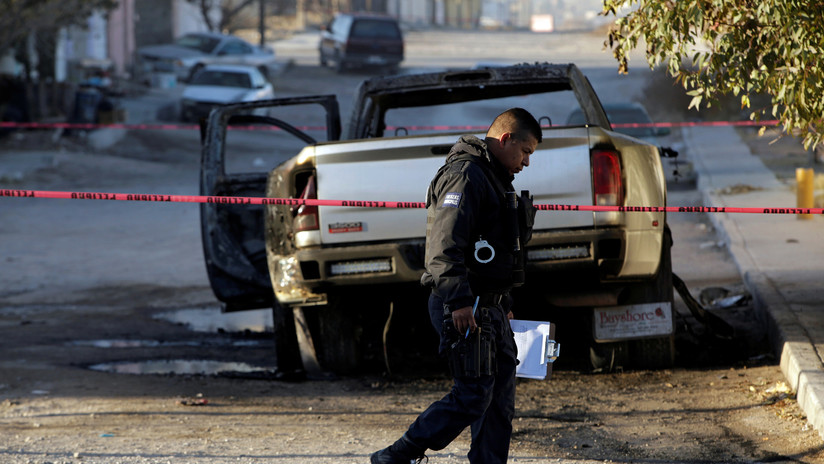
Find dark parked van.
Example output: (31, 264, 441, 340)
(319, 13, 404, 73)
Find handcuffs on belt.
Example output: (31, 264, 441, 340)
(474, 237, 495, 264)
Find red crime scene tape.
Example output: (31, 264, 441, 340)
(2, 188, 821, 215)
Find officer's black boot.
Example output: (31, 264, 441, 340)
(370, 434, 426, 464)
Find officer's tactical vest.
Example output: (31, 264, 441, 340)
(425, 153, 534, 291)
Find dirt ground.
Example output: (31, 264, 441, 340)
(2, 34, 824, 462)
(0, 290, 821, 464)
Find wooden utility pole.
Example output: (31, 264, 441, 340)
(297, 0, 306, 30)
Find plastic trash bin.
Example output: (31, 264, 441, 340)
(71, 87, 102, 124)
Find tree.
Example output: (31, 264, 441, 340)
(187, 0, 259, 32)
(603, 0, 824, 149)
(0, 0, 117, 63)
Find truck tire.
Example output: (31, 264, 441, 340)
(270, 303, 305, 380)
(589, 340, 629, 372)
(590, 225, 675, 371)
(303, 295, 362, 374)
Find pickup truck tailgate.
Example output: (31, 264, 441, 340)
(313, 130, 594, 245)
(516, 132, 593, 232)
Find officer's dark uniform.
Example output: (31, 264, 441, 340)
(380, 134, 534, 464)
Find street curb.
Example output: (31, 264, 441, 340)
(744, 269, 824, 440)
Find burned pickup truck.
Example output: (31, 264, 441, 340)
(200, 63, 673, 374)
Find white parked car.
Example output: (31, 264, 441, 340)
(136, 32, 278, 82)
(180, 64, 274, 122)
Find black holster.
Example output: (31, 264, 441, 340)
(511, 190, 535, 287)
(446, 307, 496, 378)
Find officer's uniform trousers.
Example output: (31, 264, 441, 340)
(405, 292, 519, 464)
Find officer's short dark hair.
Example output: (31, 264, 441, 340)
(489, 107, 543, 144)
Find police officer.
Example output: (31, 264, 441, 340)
(370, 107, 542, 464)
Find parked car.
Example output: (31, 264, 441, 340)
(136, 32, 278, 82)
(180, 64, 274, 122)
(319, 13, 404, 73)
(566, 102, 670, 142)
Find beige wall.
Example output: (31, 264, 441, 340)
(107, 0, 136, 77)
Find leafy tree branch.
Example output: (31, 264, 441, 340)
(604, 0, 824, 148)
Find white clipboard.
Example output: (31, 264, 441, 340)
(510, 319, 559, 380)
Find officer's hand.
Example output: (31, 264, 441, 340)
(451, 306, 477, 335)
(507, 311, 514, 320)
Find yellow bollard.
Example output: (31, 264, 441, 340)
(796, 167, 814, 220)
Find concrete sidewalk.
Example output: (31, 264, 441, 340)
(683, 125, 824, 439)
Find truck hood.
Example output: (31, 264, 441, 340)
(182, 86, 251, 103)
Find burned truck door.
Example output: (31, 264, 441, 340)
(199, 96, 341, 312)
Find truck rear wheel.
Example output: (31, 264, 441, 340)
(293, 289, 431, 376)
(302, 297, 361, 374)
(270, 303, 305, 380)
(589, 340, 629, 372)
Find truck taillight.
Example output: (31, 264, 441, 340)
(592, 148, 624, 206)
(294, 175, 319, 232)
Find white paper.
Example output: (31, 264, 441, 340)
(510, 319, 552, 380)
